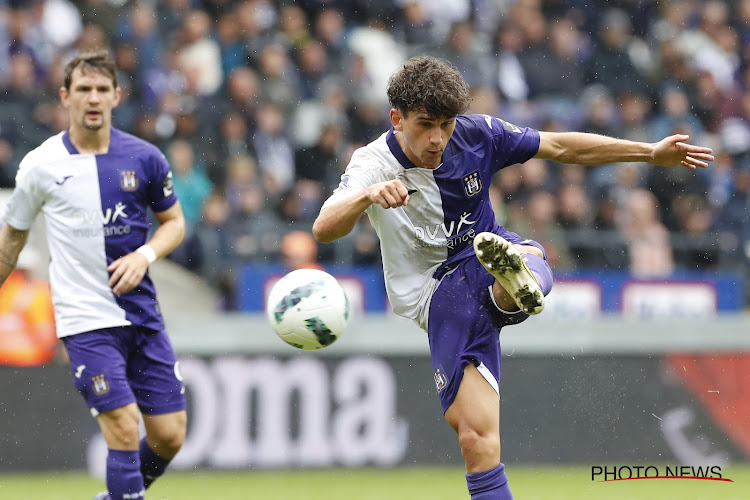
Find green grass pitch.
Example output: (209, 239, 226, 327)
(1, 465, 748, 500)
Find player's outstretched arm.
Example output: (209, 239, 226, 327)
(536, 131, 714, 168)
(313, 179, 410, 243)
(107, 202, 186, 295)
(0, 224, 30, 287)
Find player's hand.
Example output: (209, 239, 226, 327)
(366, 179, 411, 209)
(651, 134, 714, 169)
(107, 251, 150, 295)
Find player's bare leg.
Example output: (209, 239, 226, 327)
(445, 363, 500, 472)
(97, 403, 141, 450)
(140, 410, 187, 488)
(446, 363, 513, 499)
(95, 403, 143, 500)
(474, 232, 545, 315)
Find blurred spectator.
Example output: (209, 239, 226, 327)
(506, 189, 573, 270)
(227, 185, 280, 263)
(347, 22, 404, 104)
(215, 9, 246, 78)
(295, 123, 345, 191)
(280, 230, 323, 271)
(177, 9, 223, 96)
(278, 4, 312, 50)
(619, 189, 674, 278)
(716, 166, 750, 263)
(557, 183, 593, 231)
(169, 139, 214, 229)
(117, 2, 164, 75)
(493, 21, 528, 103)
(618, 91, 652, 143)
(257, 43, 300, 115)
(76, 0, 119, 36)
(295, 38, 329, 100)
(195, 192, 236, 310)
(585, 8, 649, 97)
(434, 20, 493, 89)
(519, 12, 586, 100)
(225, 154, 260, 213)
(253, 101, 295, 195)
(393, 1, 434, 51)
(649, 83, 705, 142)
(689, 1, 738, 93)
(313, 8, 347, 73)
(212, 111, 252, 184)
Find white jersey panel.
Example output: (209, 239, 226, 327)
(323, 133, 447, 328)
(3, 133, 129, 337)
(42, 155, 129, 335)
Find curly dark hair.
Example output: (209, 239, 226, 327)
(386, 56, 472, 118)
(63, 50, 117, 90)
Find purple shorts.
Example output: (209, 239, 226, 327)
(428, 236, 546, 413)
(62, 326, 186, 416)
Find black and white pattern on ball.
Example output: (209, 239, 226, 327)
(272, 280, 326, 323)
(303, 317, 336, 346)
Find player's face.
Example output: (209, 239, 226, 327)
(60, 67, 121, 132)
(390, 109, 456, 169)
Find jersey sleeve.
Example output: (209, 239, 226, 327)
(146, 150, 178, 213)
(474, 115, 540, 174)
(2, 161, 43, 230)
(320, 162, 384, 210)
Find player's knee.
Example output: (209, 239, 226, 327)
(159, 431, 185, 458)
(151, 413, 187, 457)
(100, 411, 141, 448)
(457, 427, 500, 462)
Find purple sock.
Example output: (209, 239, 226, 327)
(140, 438, 172, 489)
(466, 463, 513, 499)
(106, 449, 144, 500)
(525, 253, 553, 296)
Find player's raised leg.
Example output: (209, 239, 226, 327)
(445, 364, 513, 500)
(474, 232, 550, 315)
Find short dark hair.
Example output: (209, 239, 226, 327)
(386, 56, 472, 118)
(63, 50, 117, 90)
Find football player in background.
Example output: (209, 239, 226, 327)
(0, 50, 187, 500)
(313, 56, 713, 499)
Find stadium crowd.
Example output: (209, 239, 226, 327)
(1, 0, 750, 307)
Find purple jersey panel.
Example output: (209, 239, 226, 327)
(62, 128, 177, 331)
(432, 115, 540, 276)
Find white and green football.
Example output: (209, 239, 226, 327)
(266, 268, 349, 350)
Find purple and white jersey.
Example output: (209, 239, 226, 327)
(322, 114, 540, 329)
(2, 128, 177, 338)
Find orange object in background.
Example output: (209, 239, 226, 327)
(667, 353, 750, 460)
(0, 269, 57, 366)
(280, 231, 325, 271)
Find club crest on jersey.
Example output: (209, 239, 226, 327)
(91, 374, 110, 396)
(434, 367, 448, 393)
(463, 171, 482, 197)
(120, 170, 138, 191)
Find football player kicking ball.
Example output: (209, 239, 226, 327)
(313, 56, 713, 499)
(0, 51, 187, 500)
